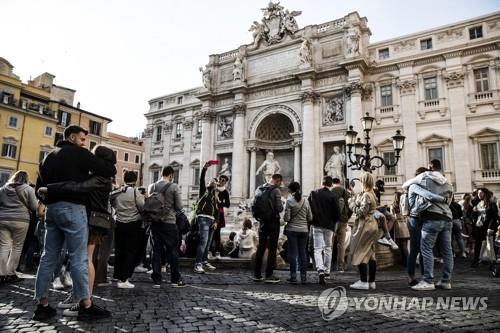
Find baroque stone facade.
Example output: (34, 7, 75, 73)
(144, 5, 500, 207)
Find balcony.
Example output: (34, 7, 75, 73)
(467, 90, 500, 112)
(474, 169, 500, 183)
(378, 175, 404, 187)
(417, 98, 448, 119)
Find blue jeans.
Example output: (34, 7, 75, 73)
(420, 219, 454, 283)
(407, 217, 423, 279)
(196, 216, 214, 265)
(35, 202, 89, 302)
(286, 230, 308, 277)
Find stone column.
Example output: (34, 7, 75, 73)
(231, 103, 246, 201)
(248, 146, 257, 197)
(345, 82, 364, 189)
(397, 79, 418, 180)
(445, 71, 472, 193)
(181, 119, 194, 202)
(301, 91, 319, 195)
(200, 107, 215, 178)
(293, 142, 301, 182)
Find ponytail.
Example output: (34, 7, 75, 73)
(293, 190, 302, 202)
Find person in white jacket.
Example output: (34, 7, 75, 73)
(237, 219, 258, 259)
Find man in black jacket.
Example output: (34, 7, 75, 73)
(252, 174, 283, 284)
(33, 125, 115, 321)
(308, 176, 340, 284)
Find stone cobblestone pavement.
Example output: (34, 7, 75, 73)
(1, 260, 499, 332)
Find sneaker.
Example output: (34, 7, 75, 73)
(318, 270, 326, 285)
(461, 253, 467, 258)
(265, 276, 280, 284)
(117, 280, 135, 289)
(388, 238, 399, 250)
(161, 266, 167, 273)
(324, 272, 331, 280)
(252, 276, 264, 282)
(411, 280, 435, 291)
(171, 280, 186, 288)
(62, 271, 73, 288)
(286, 277, 298, 284)
(146, 269, 153, 275)
(63, 304, 80, 317)
(202, 262, 216, 271)
(215, 252, 222, 260)
(134, 265, 148, 273)
(57, 294, 75, 309)
(369, 282, 376, 290)
(435, 281, 451, 290)
(77, 302, 111, 321)
(434, 257, 444, 264)
(33, 304, 57, 321)
(52, 277, 65, 290)
(408, 279, 419, 287)
(194, 264, 205, 274)
(377, 238, 391, 246)
(349, 280, 369, 290)
(96, 280, 112, 287)
(153, 281, 161, 289)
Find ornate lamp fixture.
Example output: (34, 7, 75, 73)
(345, 112, 406, 172)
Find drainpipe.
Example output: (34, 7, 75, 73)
(16, 114, 27, 171)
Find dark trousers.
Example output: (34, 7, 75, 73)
(94, 226, 114, 284)
(286, 230, 308, 277)
(114, 220, 143, 282)
(210, 225, 223, 256)
(151, 223, 181, 283)
(136, 226, 149, 268)
(358, 260, 377, 282)
(254, 222, 280, 278)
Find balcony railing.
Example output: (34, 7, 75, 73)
(467, 90, 499, 112)
(378, 175, 403, 186)
(474, 169, 500, 182)
(424, 99, 440, 108)
(474, 91, 493, 101)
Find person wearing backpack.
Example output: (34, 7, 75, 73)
(147, 166, 185, 288)
(193, 161, 220, 274)
(252, 173, 283, 284)
(331, 178, 351, 273)
(308, 176, 340, 285)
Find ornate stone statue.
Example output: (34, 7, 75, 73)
(282, 9, 302, 35)
(232, 54, 245, 81)
(199, 66, 211, 89)
(323, 95, 345, 126)
(299, 39, 313, 66)
(249, 21, 267, 49)
(256, 151, 281, 184)
(324, 146, 346, 184)
(218, 158, 232, 178)
(346, 28, 360, 55)
(218, 116, 233, 139)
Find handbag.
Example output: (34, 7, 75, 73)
(479, 236, 496, 263)
(88, 211, 113, 230)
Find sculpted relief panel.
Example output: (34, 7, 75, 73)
(247, 48, 301, 78)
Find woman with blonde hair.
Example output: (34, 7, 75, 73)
(348, 172, 380, 290)
(0, 171, 37, 283)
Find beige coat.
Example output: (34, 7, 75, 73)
(349, 191, 380, 266)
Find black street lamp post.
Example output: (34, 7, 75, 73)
(345, 112, 406, 173)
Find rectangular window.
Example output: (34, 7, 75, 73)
(378, 48, 389, 60)
(0, 171, 10, 186)
(177, 96, 183, 105)
(152, 170, 160, 183)
(89, 141, 97, 151)
(158, 101, 163, 109)
(474, 68, 489, 92)
(8, 116, 18, 128)
(2, 92, 12, 104)
(113, 150, 118, 159)
(480, 143, 498, 170)
(428, 147, 444, 169)
(469, 26, 483, 40)
(1, 144, 17, 158)
(21, 99, 28, 109)
(383, 152, 396, 175)
(193, 167, 200, 186)
(155, 125, 162, 142)
(175, 122, 182, 138)
(124, 152, 129, 162)
(380, 85, 393, 107)
(39, 151, 49, 163)
(197, 119, 202, 135)
(44, 126, 53, 136)
(54, 133, 63, 145)
(58, 111, 71, 127)
(420, 38, 432, 50)
(89, 120, 101, 136)
(173, 168, 180, 183)
(135, 155, 140, 164)
(424, 77, 438, 100)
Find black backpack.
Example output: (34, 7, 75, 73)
(143, 182, 172, 223)
(251, 185, 275, 221)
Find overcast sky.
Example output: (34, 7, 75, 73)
(2, 0, 499, 136)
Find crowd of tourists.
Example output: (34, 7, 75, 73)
(0, 125, 499, 322)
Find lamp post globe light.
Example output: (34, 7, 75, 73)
(345, 112, 406, 173)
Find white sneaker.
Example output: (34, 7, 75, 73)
(57, 294, 75, 309)
(117, 280, 135, 289)
(369, 282, 376, 290)
(435, 281, 451, 290)
(203, 262, 216, 271)
(62, 304, 79, 317)
(215, 252, 222, 260)
(134, 266, 148, 273)
(97, 281, 112, 287)
(411, 280, 435, 291)
(377, 238, 391, 246)
(52, 277, 64, 290)
(349, 280, 369, 290)
(62, 271, 73, 288)
(161, 266, 167, 273)
(146, 269, 153, 275)
(194, 264, 205, 274)
(388, 238, 399, 250)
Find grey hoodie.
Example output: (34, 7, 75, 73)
(284, 197, 313, 233)
(0, 183, 38, 223)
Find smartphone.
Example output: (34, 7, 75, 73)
(208, 160, 219, 166)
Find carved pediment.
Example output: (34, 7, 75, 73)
(470, 127, 500, 138)
(375, 138, 394, 149)
(418, 133, 451, 144)
(149, 163, 161, 169)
